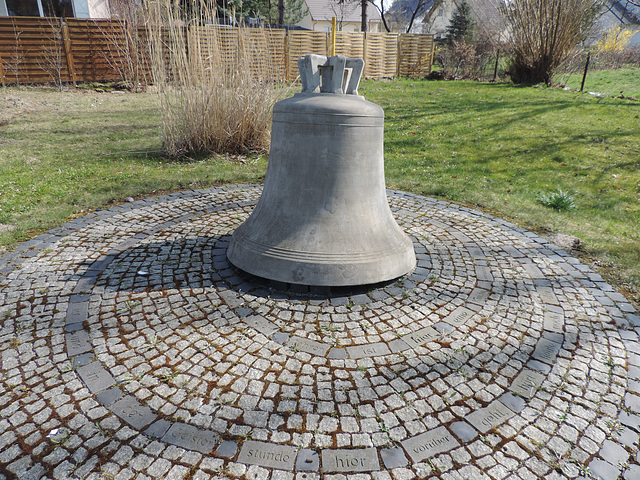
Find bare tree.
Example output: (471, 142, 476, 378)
(497, 0, 603, 85)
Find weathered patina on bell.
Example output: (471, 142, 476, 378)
(227, 54, 416, 287)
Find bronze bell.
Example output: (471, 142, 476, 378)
(227, 54, 416, 287)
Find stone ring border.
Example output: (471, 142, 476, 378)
(2, 184, 639, 476)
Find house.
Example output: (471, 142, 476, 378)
(422, 0, 640, 45)
(0, 0, 111, 18)
(422, 0, 504, 41)
(597, 0, 640, 45)
(296, 0, 382, 32)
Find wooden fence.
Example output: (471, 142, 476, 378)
(0, 17, 434, 86)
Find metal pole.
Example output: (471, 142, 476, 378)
(580, 52, 590, 93)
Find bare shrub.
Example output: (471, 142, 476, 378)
(38, 17, 65, 91)
(145, 0, 280, 157)
(436, 40, 478, 79)
(98, 0, 148, 91)
(497, 0, 603, 85)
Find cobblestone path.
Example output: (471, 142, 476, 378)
(1, 185, 639, 480)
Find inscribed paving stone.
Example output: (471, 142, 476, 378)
(66, 331, 92, 356)
(402, 326, 440, 349)
(442, 306, 474, 328)
(537, 286, 559, 305)
(286, 336, 330, 357)
(76, 362, 116, 393)
(237, 441, 297, 470)
(322, 448, 380, 472)
(543, 311, 564, 334)
(510, 370, 545, 399)
(401, 426, 460, 463)
(66, 302, 88, 323)
(244, 315, 277, 337)
(163, 423, 219, 454)
(467, 288, 490, 306)
(465, 400, 515, 434)
(347, 342, 391, 359)
(532, 337, 562, 364)
(108, 396, 157, 430)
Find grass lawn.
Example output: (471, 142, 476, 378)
(560, 67, 640, 99)
(1, 80, 639, 308)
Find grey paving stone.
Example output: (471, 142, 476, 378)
(96, 387, 123, 407)
(295, 449, 319, 471)
(450, 422, 478, 443)
(145, 420, 172, 439)
(588, 459, 620, 480)
(216, 441, 238, 459)
(380, 447, 408, 469)
(499, 393, 525, 413)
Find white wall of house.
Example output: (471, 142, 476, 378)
(88, 0, 111, 18)
(297, 13, 380, 32)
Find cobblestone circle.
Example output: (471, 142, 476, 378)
(1, 184, 639, 480)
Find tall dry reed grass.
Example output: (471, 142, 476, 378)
(145, 0, 281, 157)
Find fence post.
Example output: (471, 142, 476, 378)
(363, 32, 367, 77)
(396, 34, 402, 77)
(61, 22, 78, 85)
(492, 49, 499, 82)
(580, 52, 590, 93)
(0, 52, 5, 87)
(284, 30, 289, 81)
(330, 17, 336, 56)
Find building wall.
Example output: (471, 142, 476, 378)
(297, 13, 380, 32)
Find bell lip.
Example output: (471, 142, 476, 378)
(227, 234, 417, 287)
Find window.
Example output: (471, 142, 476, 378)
(5, 0, 41, 16)
(42, 0, 74, 17)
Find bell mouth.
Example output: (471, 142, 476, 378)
(227, 224, 417, 288)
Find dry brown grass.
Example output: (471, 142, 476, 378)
(145, 0, 280, 157)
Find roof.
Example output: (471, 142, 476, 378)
(305, 0, 381, 23)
